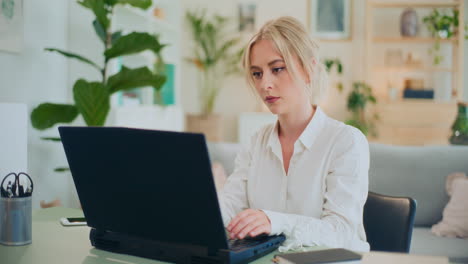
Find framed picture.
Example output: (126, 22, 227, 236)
(0, 0, 23, 53)
(238, 2, 256, 32)
(308, 0, 352, 41)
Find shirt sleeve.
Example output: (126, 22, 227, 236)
(218, 136, 255, 227)
(262, 127, 370, 252)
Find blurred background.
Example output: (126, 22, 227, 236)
(1, 0, 468, 208)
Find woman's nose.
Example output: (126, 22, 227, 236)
(260, 74, 273, 91)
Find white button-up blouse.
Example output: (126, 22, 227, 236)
(218, 107, 370, 252)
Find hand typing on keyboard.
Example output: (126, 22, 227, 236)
(227, 209, 272, 239)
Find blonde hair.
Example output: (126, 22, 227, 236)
(242, 16, 328, 105)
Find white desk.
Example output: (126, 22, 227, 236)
(0, 208, 449, 264)
(0, 208, 285, 264)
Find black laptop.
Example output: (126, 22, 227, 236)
(59, 126, 285, 264)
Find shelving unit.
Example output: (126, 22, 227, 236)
(106, 0, 184, 131)
(365, 0, 464, 145)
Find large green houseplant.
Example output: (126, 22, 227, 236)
(31, 0, 167, 171)
(185, 10, 243, 141)
(31, 0, 166, 132)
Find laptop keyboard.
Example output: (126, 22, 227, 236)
(227, 238, 263, 251)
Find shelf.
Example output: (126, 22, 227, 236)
(373, 37, 457, 43)
(374, 66, 454, 72)
(370, 1, 459, 8)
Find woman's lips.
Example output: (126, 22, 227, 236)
(265, 96, 280, 103)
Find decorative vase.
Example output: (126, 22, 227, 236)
(450, 102, 468, 145)
(400, 8, 419, 37)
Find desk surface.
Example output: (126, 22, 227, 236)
(0, 207, 289, 264)
(1, 207, 450, 264)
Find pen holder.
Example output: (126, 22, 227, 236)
(0, 196, 32, 246)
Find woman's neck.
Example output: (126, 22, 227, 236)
(278, 104, 315, 141)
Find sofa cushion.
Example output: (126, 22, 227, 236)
(431, 173, 468, 238)
(411, 227, 468, 262)
(369, 144, 468, 227)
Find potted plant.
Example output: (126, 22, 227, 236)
(185, 10, 243, 141)
(345, 82, 378, 137)
(450, 102, 468, 145)
(30, 0, 167, 171)
(324, 58, 344, 92)
(422, 9, 459, 65)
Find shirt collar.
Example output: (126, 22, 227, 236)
(267, 106, 325, 154)
(298, 106, 325, 150)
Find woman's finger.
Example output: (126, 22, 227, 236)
(230, 214, 257, 238)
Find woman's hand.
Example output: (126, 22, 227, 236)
(227, 209, 271, 239)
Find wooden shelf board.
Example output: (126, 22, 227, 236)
(374, 67, 454, 72)
(373, 37, 456, 43)
(370, 1, 459, 8)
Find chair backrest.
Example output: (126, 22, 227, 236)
(363, 192, 417, 253)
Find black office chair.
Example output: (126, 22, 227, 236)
(363, 192, 417, 253)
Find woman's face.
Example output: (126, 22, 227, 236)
(249, 39, 309, 115)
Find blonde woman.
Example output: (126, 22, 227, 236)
(219, 16, 370, 252)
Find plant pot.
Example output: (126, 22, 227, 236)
(186, 114, 223, 142)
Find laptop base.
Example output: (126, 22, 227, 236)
(90, 228, 284, 264)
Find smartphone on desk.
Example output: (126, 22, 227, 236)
(60, 217, 87, 226)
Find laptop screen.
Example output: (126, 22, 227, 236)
(59, 126, 229, 250)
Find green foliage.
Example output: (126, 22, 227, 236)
(73, 80, 110, 126)
(186, 9, 243, 115)
(107, 66, 166, 93)
(422, 8, 460, 65)
(30, 104, 79, 130)
(345, 82, 378, 136)
(78, 0, 110, 30)
(41, 137, 62, 142)
(104, 32, 166, 60)
(31, 0, 168, 132)
(451, 103, 468, 134)
(45, 48, 102, 73)
(324, 58, 343, 92)
(450, 103, 468, 145)
(324, 58, 343, 74)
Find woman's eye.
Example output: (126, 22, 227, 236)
(252, 72, 262, 79)
(273, 67, 285, 73)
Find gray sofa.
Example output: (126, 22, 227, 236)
(207, 142, 468, 262)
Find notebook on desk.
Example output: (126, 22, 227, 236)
(59, 126, 285, 264)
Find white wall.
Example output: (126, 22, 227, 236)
(0, 0, 70, 208)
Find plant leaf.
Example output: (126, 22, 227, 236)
(31, 103, 79, 130)
(73, 79, 110, 126)
(54, 167, 70, 172)
(112, 31, 123, 45)
(104, 32, 166, 60)
(107, 66, 167, 93)
(78, 0, 110, 29)
(41, 137, 62, 142)
(113, 0, 152, 9)
(45, 48, 102, 72)
(92, 19, 106, 43)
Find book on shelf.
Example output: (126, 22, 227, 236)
(273, 248, 362, 264)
